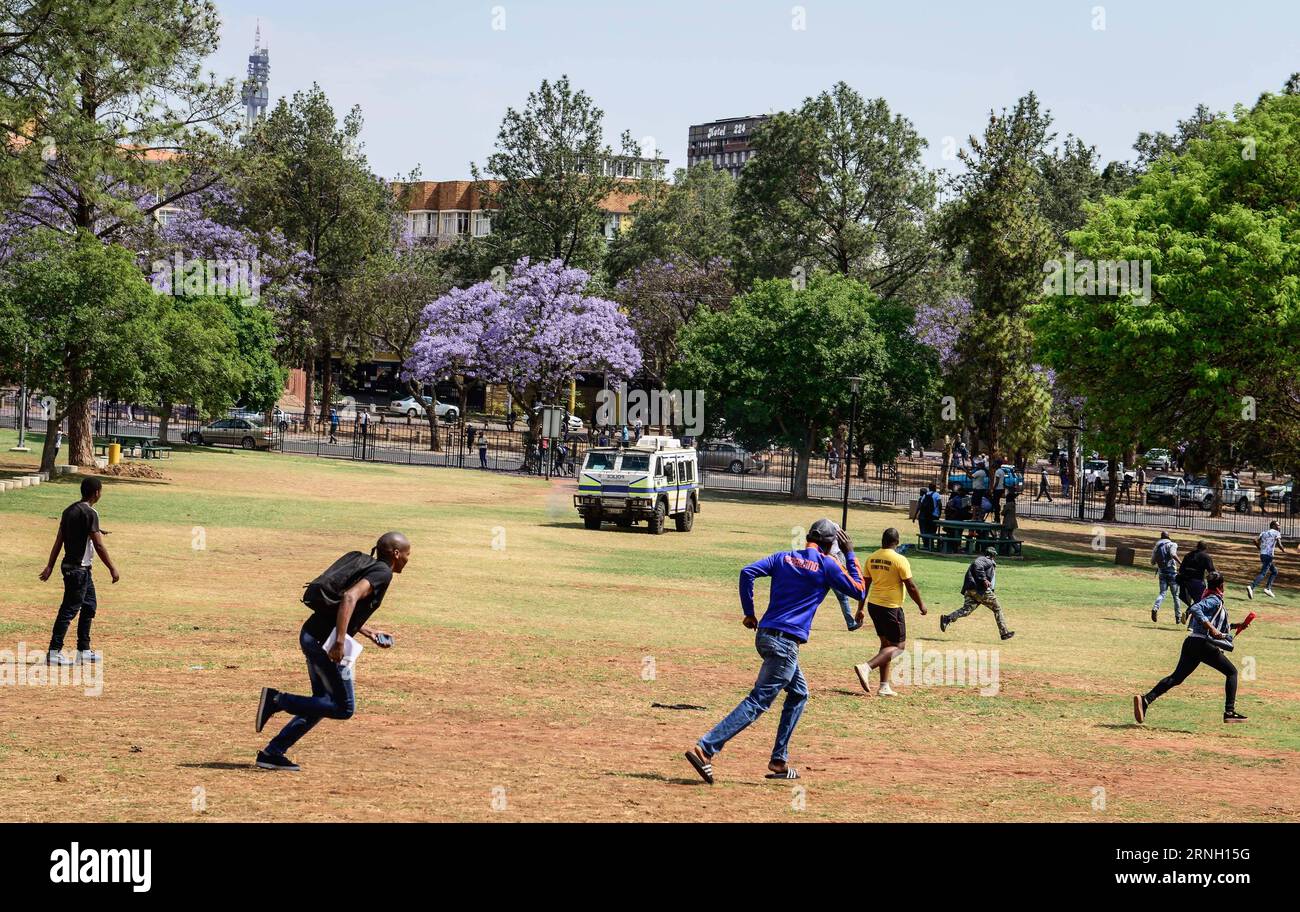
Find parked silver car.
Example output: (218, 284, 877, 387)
(187, 418, 276, 450)
(700, 441, 767, 474)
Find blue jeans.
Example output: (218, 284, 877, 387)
(836, 591, 859, 629)
(265, 625, 356, 756)
(1251, 555, 1277, 589)
(1153, 566, 1179, 612)
(698, 629, 808, 763)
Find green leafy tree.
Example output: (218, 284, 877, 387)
(942, 93, 1056, 462)
(672, 271, 899, 499)
(237, 84, 397, 424)
(353, 242, 454, 450)
(0, 230, 161, 473)
(149, 296, 247, 443)
(606, 162, 736, 281)
(227, 298, 288, 414)
(1032, 92, 1300, 517)
(0, 0, 239, 463)
(733, 82, 939, 301)
(470, 75, 643, 274)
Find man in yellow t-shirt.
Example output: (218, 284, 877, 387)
(852, 527, 926, 696)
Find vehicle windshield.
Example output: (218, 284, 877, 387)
(1084, 460, 1107, 470)
(1152, 476, 1179, 486)
(620, 455, 650, 472)
(584, 452, 617, 471)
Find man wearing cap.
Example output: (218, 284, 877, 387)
(685, 519, 864, 784)
(940, 547, 1015, 641)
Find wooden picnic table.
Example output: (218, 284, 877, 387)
(930, 519, 1021, 556)
(94, 432, 171, 459)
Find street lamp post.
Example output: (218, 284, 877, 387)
(841, 376, 863, 530)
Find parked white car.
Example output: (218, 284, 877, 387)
(388, 395, 459, 421)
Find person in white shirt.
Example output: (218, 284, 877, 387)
(1246, 520, 1286, 599)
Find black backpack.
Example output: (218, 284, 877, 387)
(302, 551, 375, 612)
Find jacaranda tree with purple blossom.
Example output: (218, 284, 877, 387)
(409, 258, 641, 437)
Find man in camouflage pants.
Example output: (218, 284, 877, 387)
(939, 547, 1015, 641)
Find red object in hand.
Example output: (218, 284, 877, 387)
(1231, 611, 1257, 633)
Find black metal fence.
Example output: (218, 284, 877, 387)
(2, 389, 1293, 538)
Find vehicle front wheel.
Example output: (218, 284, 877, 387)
(407, 408, 418, 418)
(728, 460, 744, 474)
(241, 436, 256, 450)
(648, 500, 666, 535)
(583, 512, 602, 530)
(187, 431, 203, 445)
(674, 501, 695, 532)
(1236, 499, 1251, 513)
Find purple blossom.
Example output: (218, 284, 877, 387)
(408, 258, 642, 406)
(912, 296, 971, 371)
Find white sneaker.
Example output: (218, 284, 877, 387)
(877, 682, 898, 697)
(853, 663, 873, 694)
(1245, 586, 1254, 600)
(74, 650, 101, 664)
(1263, 589, 1275, 598)
(47, 650, 74, 666)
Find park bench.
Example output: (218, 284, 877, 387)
(142, 444, 172, 459)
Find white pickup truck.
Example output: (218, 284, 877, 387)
(1176, 475, 1256, 512)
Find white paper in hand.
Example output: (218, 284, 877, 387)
(322, 629, 364, 669)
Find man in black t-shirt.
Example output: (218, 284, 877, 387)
(1176, 540, 1216, 610)
(254, 532, 410, 771)
(40, 477, 120, 665)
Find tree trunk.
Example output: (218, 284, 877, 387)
(317, 340, 333, 432)
(158, 401, 173, 445)
(38, 413, 62, 475)
(1208, 465, 1223, 518)
(1103, 456, 1118, 522)
(303, 358, 316, 428)
(939, 436, 953, 491)
(67, 391, 94, 468)
(791, 425, 813, 500)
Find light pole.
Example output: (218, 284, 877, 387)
(841, 376, 863, 530)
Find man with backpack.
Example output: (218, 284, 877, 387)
(915, 484, 942, 550)
(253, 532, 410, 771)
(1151, 531, 1181, 624)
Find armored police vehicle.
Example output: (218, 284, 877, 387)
(574, 436, 700, 534)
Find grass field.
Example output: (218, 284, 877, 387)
(1, 431, 1297, 822)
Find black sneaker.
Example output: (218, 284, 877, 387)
(1223, 711, 1247, 724)
(255, 687, 280, 733)
(939, 614, 950, 633)
(1000, 630, 1015, 640)
(1133, 694, 1147, 724)
(255, 750, 300, 771)
(1151, 608, 1158, 623)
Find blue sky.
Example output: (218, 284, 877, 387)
(210, 0, 1300, 181)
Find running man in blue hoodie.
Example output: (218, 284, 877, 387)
(685, 519, 865, 784)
